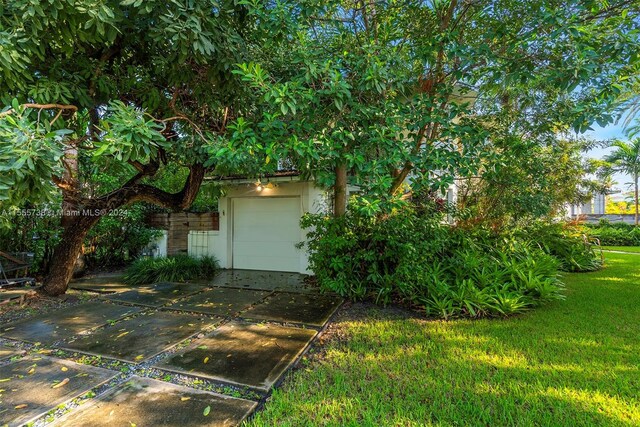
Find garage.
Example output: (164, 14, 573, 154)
(232, 197, 302, 272)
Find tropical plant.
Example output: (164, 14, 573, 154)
(517, 222, 603, 272)
(84, 205, 161, 268)
(604, 138, 640, 225)
(0, 205, 62, 276)
(605, 196, 637, 215)
(124, 255, 218, 286)
(232, 0, 640, 216)
(302, 198, 568, 319)
(456, 136, 601, 230)
(584, 220, 640, 246)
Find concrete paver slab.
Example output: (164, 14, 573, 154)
(211, 270, 318, 293)
(0, 356, 117, 427)
(0, 270, 341, 424)
(166, 288, 269, 316)
(51, 376, 257, 427)
(155, 321, 316, 391)
(62, 311, 220, 363)
(103, 282, 208, 307)
(242, 292, 342, 326)
(0, 302, 141, 345)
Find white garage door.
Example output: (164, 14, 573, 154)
(232, 197, 302, 272)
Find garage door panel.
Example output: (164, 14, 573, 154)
(233, 241, 299, 257)
(234, 221, 300, 237)
(234, 230, 299, 243)
(233, 255, 300, 271)
(233, 198, 301, 272)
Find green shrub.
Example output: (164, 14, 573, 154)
(584, 220, 640, 246)
(0, 202, 160, 274)
(302, 200, 566, 319)
(0, 209, 61, 275)
(84, 204, 161, 268)
(124, 255, 219, 285)
(516, 222, 603, 272)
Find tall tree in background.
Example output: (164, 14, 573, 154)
(0, 1, 254, 295)
(456, 136, 603, 229)
(604, 138, 640, 225)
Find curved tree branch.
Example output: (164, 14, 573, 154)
(92, 163, 206, 211)
(0, 103, 78, 118)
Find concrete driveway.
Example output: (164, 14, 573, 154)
(0, 270, 342, 426)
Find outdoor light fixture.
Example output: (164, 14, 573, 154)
(255, 180, 263, 191)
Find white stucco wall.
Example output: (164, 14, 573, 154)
(212, 180, 327, 274)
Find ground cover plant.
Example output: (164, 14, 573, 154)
(584, 220, 640, 246)
(248, 252, 640, 426)
(123, 255, 218, 285)
(516, 222, 603, 273)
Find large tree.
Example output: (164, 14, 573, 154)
(0, 0, 255, 295)
(228, 0, 640, 216)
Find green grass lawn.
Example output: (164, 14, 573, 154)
(248, 253, 640, 427)
(602, 246, 640, 254)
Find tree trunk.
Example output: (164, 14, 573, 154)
(40, 163, 206, 296)
(334, 162, 348, 217)
(41, 216, 100, 296)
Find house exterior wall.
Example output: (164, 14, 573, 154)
(593, 193, 606, 215)
(561, 192, 608, 219)
(214, 180, 327, 274)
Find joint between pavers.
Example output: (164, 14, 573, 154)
(59, 316, 224, 367)
(145, 367, 265, 400)
(100, 282, 216, 309)
(233, 316, 324, 332)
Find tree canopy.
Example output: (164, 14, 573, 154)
(0, 0, 258, 294)
(0, 0, 255, 208)
(228, 0, 640, 214)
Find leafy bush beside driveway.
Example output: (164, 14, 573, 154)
(303, 200, 600, 319)
(584, 220, 640, 246)
(124, 255, 218, 285)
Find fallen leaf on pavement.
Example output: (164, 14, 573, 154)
(52, 378, 69, 389)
